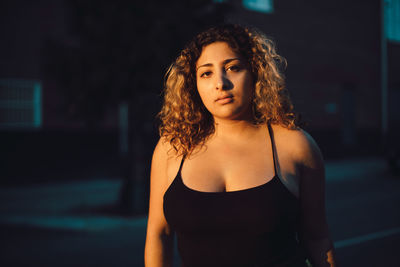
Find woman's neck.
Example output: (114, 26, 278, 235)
(211, 117, 263, 143)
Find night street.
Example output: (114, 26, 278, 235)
(1, 1, 400, 266)
(1, 157, 399, 267)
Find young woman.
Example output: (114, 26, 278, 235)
(145, 24, 337, 267)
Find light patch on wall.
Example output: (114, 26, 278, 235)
(325, 103, 337, 114)
(242, 0, 274, 13)
(119, 102, 129, 155)
(386, 0, 400, 43)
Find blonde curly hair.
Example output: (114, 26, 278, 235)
(158, 24, 301, 156)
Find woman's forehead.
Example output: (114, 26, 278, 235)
(196, 42, 242, 67)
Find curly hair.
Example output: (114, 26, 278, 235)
(158, 24, 301, 156)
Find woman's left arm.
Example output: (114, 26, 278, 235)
(294, 130, 338, 267)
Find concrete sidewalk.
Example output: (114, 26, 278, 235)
(0, 177, 148, 231)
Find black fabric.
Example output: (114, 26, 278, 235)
(163, 123, 308, 267)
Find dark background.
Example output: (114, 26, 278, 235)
(1, 0, 399, 266)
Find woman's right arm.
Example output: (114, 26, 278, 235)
(144, 138, 175, 267)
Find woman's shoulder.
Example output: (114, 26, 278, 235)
(270, 123, 324, 166)
(153, 137, 181, 162)
(153, 137, 184, 179)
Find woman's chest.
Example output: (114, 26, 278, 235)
(182, 141, 274, 188)
(178, 144, 299, 197)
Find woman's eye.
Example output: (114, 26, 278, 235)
(227, 65, 241, 72)
(200, 71, 212, 78)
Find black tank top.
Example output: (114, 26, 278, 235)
(163, 123, 308, 267)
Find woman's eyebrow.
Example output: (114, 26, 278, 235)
(196, 58, 241, 71)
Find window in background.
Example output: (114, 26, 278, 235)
(0, 80, 42, 129)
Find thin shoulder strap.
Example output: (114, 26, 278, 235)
(267, 122, 278, 176)
(177, 154, 186, 174)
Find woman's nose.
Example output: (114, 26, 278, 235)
(215, 72, 228, 90)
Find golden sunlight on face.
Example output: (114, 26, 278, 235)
(195, 42, 254, 122)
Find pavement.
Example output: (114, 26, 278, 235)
(1, 156, 399, 267)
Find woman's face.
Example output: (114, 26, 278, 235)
(195, 42, 254, 122)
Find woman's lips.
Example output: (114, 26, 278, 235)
(216, 96, 233, 104)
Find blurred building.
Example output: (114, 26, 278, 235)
(0, 0, 399, 155)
